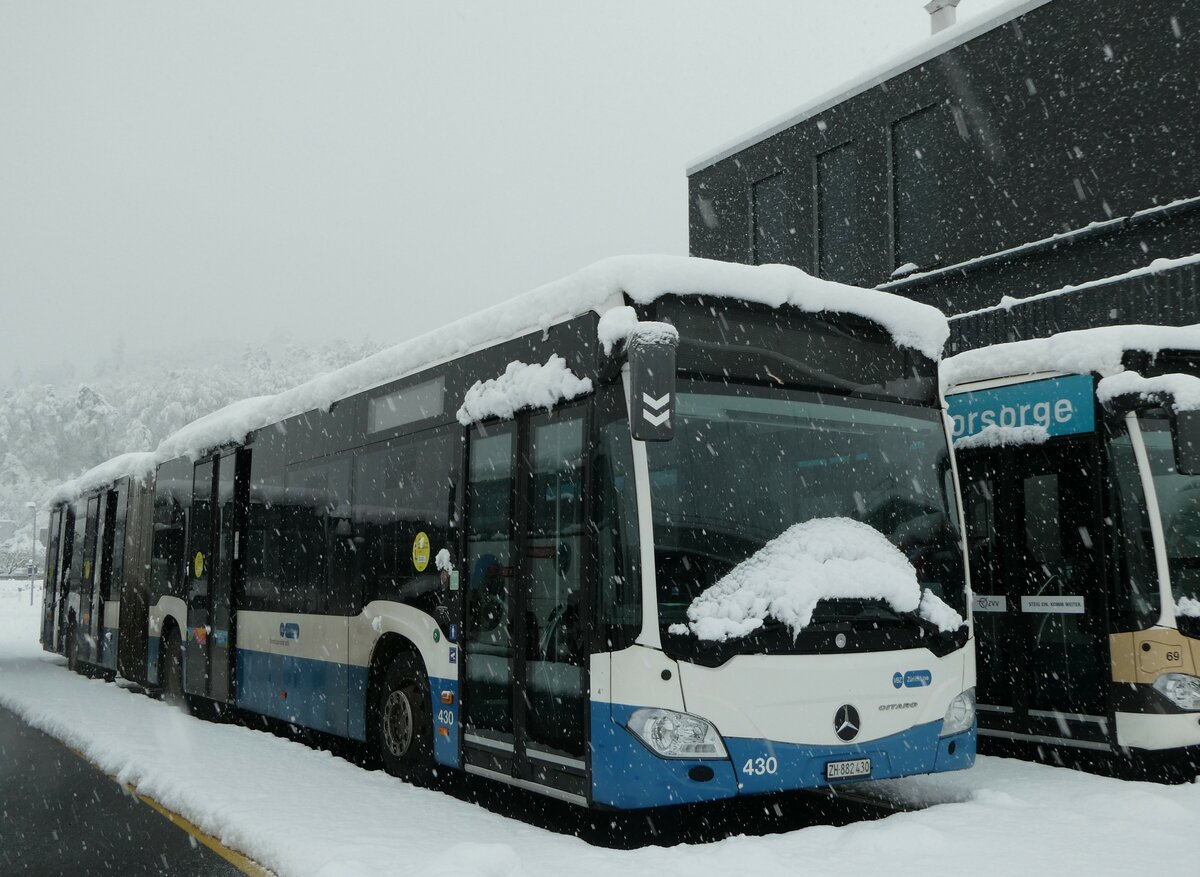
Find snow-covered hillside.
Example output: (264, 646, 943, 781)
(0, 581, 1195, 877)
(0, 339, 381, 526)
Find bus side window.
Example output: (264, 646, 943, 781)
(353, 425, 459, 626)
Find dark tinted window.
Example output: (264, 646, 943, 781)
(1106, 426, 1160, 630)
(752, 173, 797, 266)
(245, 452, 353, 614)
(108, 481, 129, 597)
(595, 389, 641, 650)
(657, 298, 938, 404)
(817, 141, 862, 283)
(354, 426, 460, 627)
(151, 458, 191, 601)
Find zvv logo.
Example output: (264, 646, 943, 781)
(642, 392, 670, 427)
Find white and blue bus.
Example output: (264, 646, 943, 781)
(44, 257, 976, 808)
(944, 325, 1200, 778)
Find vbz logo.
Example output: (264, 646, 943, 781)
(279, 622, 300, 640)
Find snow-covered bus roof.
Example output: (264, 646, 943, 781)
(50, 256, 947, 503)
(942, 324, 1200, 390)
(49, 452, 158, 506)
(687, 0, 1051, 175)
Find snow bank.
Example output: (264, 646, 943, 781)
(1178, 596, 1200, 619)
(1097, 371, 1200, 412)
(942, 324, 1200, 389)
(48, 451, 158, 506)
(673, 518, 963, 641)
(456, 356, 593, 426)
(952, 424, 1049, 450)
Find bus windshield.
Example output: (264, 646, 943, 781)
(1138, 411, 1200, 633)
(648, 382, 965, 659)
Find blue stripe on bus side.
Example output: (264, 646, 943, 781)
(233, 648, 460, 768)
(590, 702, 976, 809)
(235, 648, 361, 739)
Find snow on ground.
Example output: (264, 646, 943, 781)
(1, 582, 1198, 877)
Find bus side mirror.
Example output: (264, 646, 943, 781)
(1173, 409, 1200, 475)
(628, 324, 679, 442)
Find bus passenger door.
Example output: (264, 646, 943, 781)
(520, 410, 588, 779)
(185, 458, 215, 697)
(210, 449, 247, 704)
(1014, 442, 1108, 722)
(959, 439, 1109, 745)
(960, 458, 1020, 716)
(461, 407, 590, 801)
(185, 451, 247, 704)
(78, 494, 102, 663)
(41, 508, 63, 649)
(463, 424, 518, 753)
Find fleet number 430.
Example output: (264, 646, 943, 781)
(742, 756, 778, 776)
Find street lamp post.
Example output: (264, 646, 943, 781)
(25, 501, 36, 607)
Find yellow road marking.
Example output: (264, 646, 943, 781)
(65, 744, 272, 876)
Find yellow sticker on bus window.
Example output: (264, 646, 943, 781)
(194, 551, 204, 579)
(412, 532, 430, 572)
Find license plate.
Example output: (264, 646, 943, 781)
(825, 758, 871, 780)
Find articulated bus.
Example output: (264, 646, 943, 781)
(44, 257, 976, 808)
(944, 325, 1200, 778)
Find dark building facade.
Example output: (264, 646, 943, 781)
(687, 0, 1200, 351)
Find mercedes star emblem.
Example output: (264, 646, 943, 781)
(834, 704, 860, 742)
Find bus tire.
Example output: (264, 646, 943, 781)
(161, 628, 184, 706)
(376, 654, 432, 777)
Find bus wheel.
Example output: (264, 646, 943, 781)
(377, 655, 432, 777)
(161, 629, 184, 706)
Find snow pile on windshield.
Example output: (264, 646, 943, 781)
(1097, 371, 1200, 412)
(953, 424, 1049, 450)
(942, 324, 1200, 389)
(1178, 596, 1200, 619)
(456, 355, 593, 426)
(49, 451, 158, 505)
(671, 517, 963, 641)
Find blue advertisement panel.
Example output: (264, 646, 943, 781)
(947, 374, 1095, 443)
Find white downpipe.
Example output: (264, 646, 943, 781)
(623, 366, 662, 650)
(1125, 413, 1176, 628)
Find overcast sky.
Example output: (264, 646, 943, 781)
(0, 0, 1011, 381)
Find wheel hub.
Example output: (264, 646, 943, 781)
(382, 689, 414, 758)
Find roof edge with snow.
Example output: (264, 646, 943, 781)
(51, 256, 947, 503)
(942, 324, 1200, 390)
(48, 452, 158, 507)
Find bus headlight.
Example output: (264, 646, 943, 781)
(940, 688, 976, 737)
(1152, 673, 1200, 711)
(626, 708, 728, 759)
